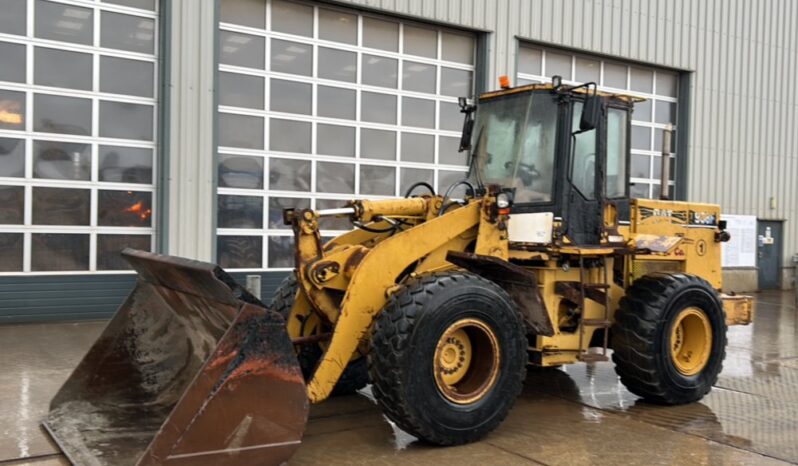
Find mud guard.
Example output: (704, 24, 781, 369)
(446, 251, 555, 337)
(43, 249, 308, 466)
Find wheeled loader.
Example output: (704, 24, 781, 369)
(44, 77, 754, 465)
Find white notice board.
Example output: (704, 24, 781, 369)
(721, 215, 757, 267)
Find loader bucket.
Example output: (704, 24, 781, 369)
(43, 249, 308, 466)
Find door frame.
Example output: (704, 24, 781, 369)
(757, 219, 785, 290)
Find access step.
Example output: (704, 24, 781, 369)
(578, 353, 609, 363)
(581, 319, 612, 327)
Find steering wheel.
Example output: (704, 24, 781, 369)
(505, 161, 542, 186)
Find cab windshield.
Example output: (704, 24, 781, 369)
(472, 92, 559, 203)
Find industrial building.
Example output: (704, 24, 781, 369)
(0, 0, 796, 321)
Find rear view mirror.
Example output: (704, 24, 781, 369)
(459, 116, 474, 152)
(580, 94, 601, 131)
(458, 98, 476, 152)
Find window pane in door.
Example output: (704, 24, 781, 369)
(363, 17, 398, 51)
(271, 0, 312, 37)
(270, 39, 312, 76)
(101, 12, 155, 53)
(268, 197, 309, 229)
(319, 8, 357, 44)
(0, 138, 25, 177)
(99, 101, 154, 141)
(318, 86, 355, 120)
(0, 185, 24, 224)
(218, 71, 264, 110)
(219, 113, 264, 149)
(0, 233, 23, 271)
(218, 154, 263, 189)
(218, 235, 262, 268)
(316, 161, 354, 193)
(318, 47, 357, 83)
(269, 119, 311, 153)
(0, 42, 26, 83)
(219, 30, 265, 69)
(0, 0, 26, 36)
(35, 0, 93, 45)
(362, 54, 398, 88)
(31, 233, 89, 271)
(361, 129, 396, 160)
(100, 56, 155, 98)
(317, 124, 355, 157)
(400, 167, 433, 195)
(400, 132, 433, 163)
(220, 0, 265, 28)
(606, 108, 628, 198)
(571, 102, 596, 200)
(359, 165, 395, 196)
(441, 31, 473, 64)
(270, 79, 311, 114)
(32, 187, 90, 225)
(34, 94, 91, 135)
(267, 236, 294, 268)
(33, 140, 91, 180)
(0, 90, 26, 132)
(270, 157, 310, 191)
(98, 190, 153, 227)
(97, 234, 151, 270)
(217, 194, 263, 228)
(403, 24, 436, 58)
(99, 145, 153, 184)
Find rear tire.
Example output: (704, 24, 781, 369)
(270, 273, 369, 396)
(368, 272, 527, 445)
(611, 273, 727, 405)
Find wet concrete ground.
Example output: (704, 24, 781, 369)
(1, 290, 796, 465)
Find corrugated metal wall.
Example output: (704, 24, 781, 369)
(336, 0, 798, 269)
(161, 0, 217, 261)
(0, 275, 137, 323)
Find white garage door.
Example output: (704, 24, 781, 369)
(516, 43, 679, 200)
(216, 0, 476, 270)
(0, 0, 159, 274)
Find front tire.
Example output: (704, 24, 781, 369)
(611, 273, 727, 405)
(368, 272, 527, 445)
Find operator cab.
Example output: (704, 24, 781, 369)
(462, 77, 638, 245)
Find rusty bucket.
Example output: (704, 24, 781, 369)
(43, 249, 308, 466)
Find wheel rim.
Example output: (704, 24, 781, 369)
(433, 318, 500, 404)
(670, 307, 712, 376)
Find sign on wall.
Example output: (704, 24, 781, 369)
(721, 215, 757, 267)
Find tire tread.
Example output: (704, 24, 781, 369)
(611, 273, 727, 404)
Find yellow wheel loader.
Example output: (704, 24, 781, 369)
(45, 77, 754, 465)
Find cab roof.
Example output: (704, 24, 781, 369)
(479, 82, 645, 105)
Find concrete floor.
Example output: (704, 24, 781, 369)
(1, 290, 796, 465)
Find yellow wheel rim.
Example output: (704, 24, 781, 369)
(433, 318, 500, 404)
(670, 307, 712, 376)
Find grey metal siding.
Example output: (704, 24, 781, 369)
(0, 275, 137, 323)
(333, 0, 798, 269)
(0, 272, 290, 324)
(161, 0, 217, 261)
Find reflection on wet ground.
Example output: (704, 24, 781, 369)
(1, 290, 796, 465)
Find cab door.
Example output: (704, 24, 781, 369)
(565, 99, 602, 245)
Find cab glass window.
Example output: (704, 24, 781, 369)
(606, 108, 628, 198)
(474, 93, 558, 203)
(571, 101, 597, 200)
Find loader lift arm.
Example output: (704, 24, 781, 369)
(286, 197, 483, 402)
